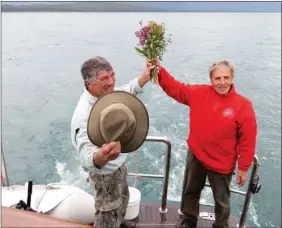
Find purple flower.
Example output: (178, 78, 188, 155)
(138, 26, 150, 40)
(135, 26, 151, 47)
(140, 39, 145, 46)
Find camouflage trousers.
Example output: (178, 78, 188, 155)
(89, 163, 129, 228)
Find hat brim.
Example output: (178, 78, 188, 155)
(87, 91, 149, 153)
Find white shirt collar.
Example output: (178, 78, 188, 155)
(83, 89, 97, 106)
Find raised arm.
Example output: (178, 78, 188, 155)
(115, 65, 154, 96)
(115, 78, 143, 96)
(158, 67, 197, 106)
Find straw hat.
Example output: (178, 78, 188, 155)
(87, 91, 149, 153)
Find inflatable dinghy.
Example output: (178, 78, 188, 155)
(2, 181, 141, 224)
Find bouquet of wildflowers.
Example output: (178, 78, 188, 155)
(134, 20, 172, 84)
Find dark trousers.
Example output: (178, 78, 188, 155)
(182, 151, 233, 228)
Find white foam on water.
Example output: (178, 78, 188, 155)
(248, 200, 261, 227)
(167, 142, 214, 205)
(230, 179, 261, 227)
(264, 220, 276, 227)
(55, 160, 89, 190)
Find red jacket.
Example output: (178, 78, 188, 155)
(158, 67, 257, 174)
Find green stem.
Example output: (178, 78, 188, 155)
(151, 67, 158, 84)
(149, 57, 158, 84)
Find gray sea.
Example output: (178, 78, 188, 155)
(2, 12, 281, 227)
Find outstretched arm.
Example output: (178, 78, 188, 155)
(158, 67, 196, 106)
(115, 65, 154, 96)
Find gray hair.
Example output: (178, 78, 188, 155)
(209, 60, 235, 78)
(81, 56, 113, 84)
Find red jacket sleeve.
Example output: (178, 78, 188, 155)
(237, 101, 258, 172)
(158, 67, 195, 106)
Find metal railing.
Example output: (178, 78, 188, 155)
(179, 151, 261, 228)
(127, 136, 172, 213)
(1, 144, 9, 187)
(0, 135, 172, 212)
(129, 137, 261, 228)
(1, 135, 261, 228)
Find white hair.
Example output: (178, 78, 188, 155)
(209, 60, 235, 78)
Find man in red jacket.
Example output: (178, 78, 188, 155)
(148, 60, 257, 228)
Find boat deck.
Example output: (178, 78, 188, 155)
(133, 203, 239, 228)
(2, 203, 240, 228)
(2, 206, 91, 227)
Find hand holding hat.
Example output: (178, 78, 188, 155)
(88, 91, 149, 154)
(93, 141, 121, 168)
(100, 141, 121, 162)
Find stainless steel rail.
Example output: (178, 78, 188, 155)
(1, 144, 9, 187)
(238, 155, 260, 228)
(128, 136, 172, 213)
(2, 134, 260, 227)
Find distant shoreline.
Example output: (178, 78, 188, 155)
(2, 2, 281, 13)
